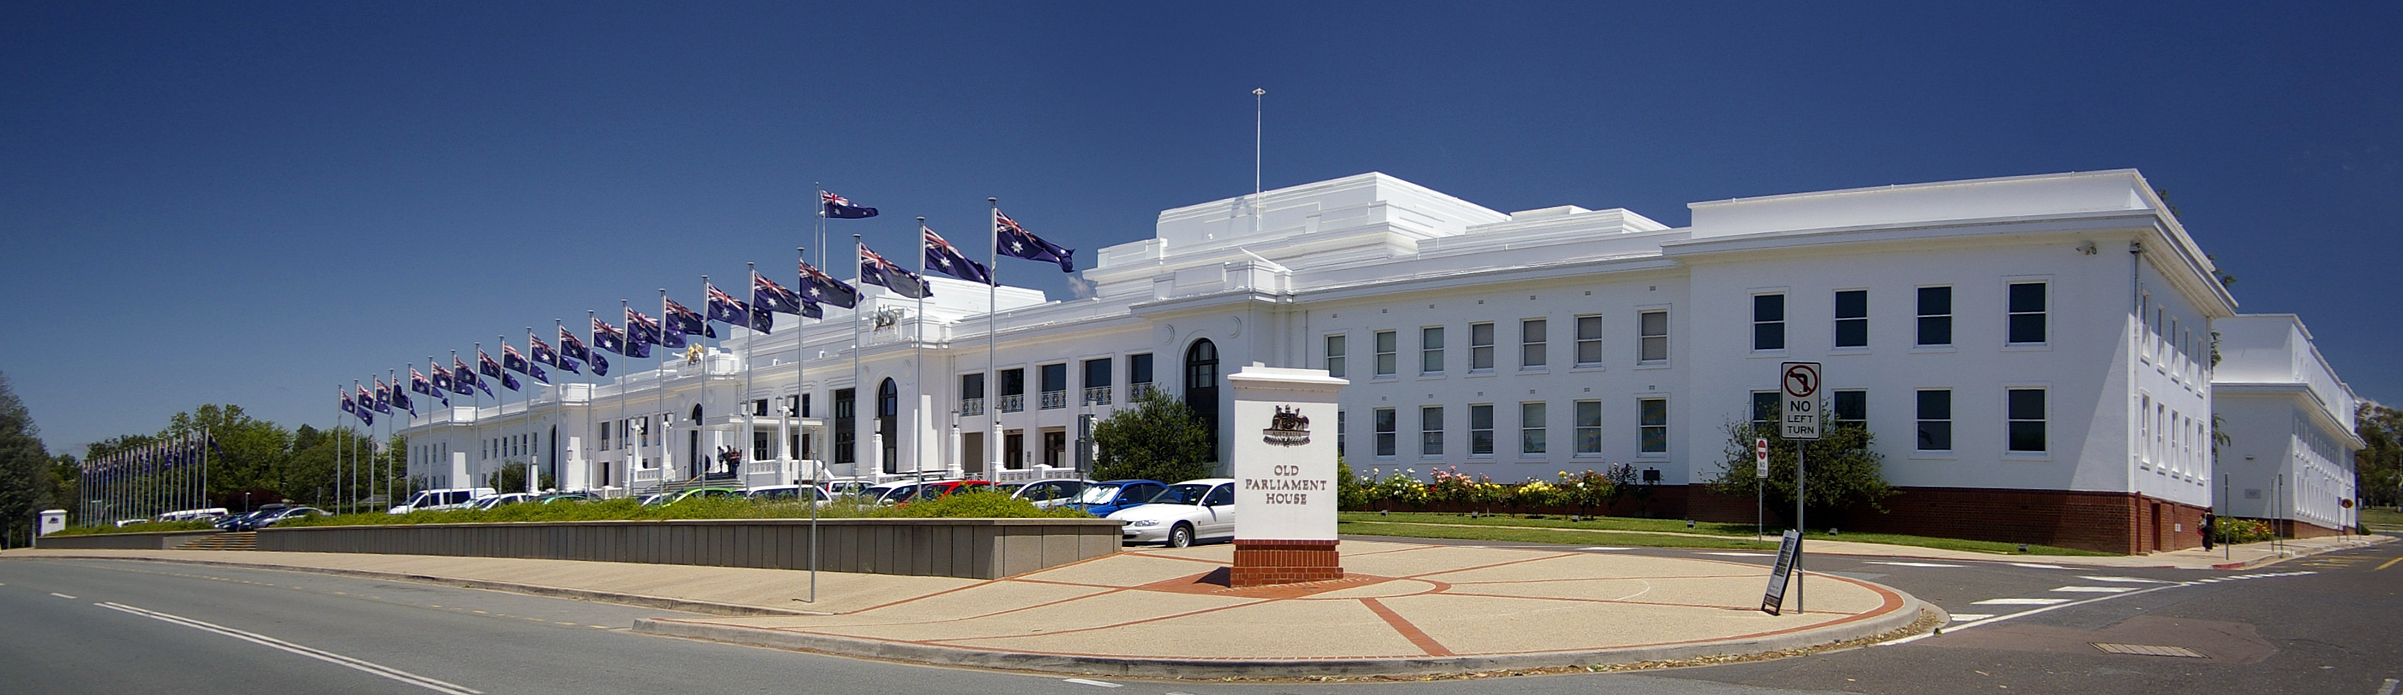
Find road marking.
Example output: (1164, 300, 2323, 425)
(1063, 678, 1122, 688)
(2009, 563, 2065, 569)
(2378, 558, 2401, 571)
(93, 602, 482, 695)
(2050, 586, 2138, 593)
(1704, 552, 1773, 557)
(1973, 598, 2071, 605)
(1934, 572, 2309, 639)
(2078, 576, 2170, 584)
(1947, 613, 1995, 622)
(49, 593, 77, 599)
(2373, 677, 2397, 695)
(1580, 547, 1632, 551)
(1869, 561, 1965, 568)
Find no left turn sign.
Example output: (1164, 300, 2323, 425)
(1780, 362, 1822, 440)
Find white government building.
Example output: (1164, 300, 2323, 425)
(397, 169, 2362, 553)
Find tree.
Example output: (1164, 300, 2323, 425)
(1091, 388, 1214, 484)
(169, 404, 291, 501)
(2358, 402, 2402, 509)
(485, 462, 553, 494)
(0, 372, 56, 547)
(1703, 401, 1894, 527)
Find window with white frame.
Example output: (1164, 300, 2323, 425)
(1916, 389, 1952, 451)
(1374, 330, 1397, 377)
(1469, 403, 1493, 455)
(1638, 310, 1668, 364)
(1638, 398, 1668, 454)
(1421, 326, 1445, 375)
(1575, 315, 1603, 365)
(1834, 289, 1868, 348)
(1421, 405, 1444, 456)
(2007, 388, 2046, 453)
(1753, 294, 1786, 351)
(1374, 407, 1396, 457)
(1750, 391, 1781, 428)
(2138, 395, 2152, 465)
(1469, 322, 1494, 371)
(1337, 410, 1347, 459)
(1575, 400, 1602, 454)
(1520, 402, 1547, 454)
(1833, 390, 1867, 427)
(1917, 286, 1952, 347)
(1324, 334, 1345, 379)
(2006, 281, 2048, 344)
(1521, 319, 1548, 369)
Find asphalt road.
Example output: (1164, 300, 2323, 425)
(3, 535, 2395, 695)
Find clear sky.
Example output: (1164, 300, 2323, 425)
(4, 2, 2398, 456)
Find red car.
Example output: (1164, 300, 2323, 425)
(898, 479, 994, 504)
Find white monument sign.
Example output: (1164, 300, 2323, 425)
(1227, 364, 1346, 542)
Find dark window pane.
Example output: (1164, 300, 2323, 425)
(2008, 389, 2045, 419)
(2008, 283, 2045, 313)
(1918, 286, 1950, 316)
(1752, 392, 1780, 424)
(2009, 314, 2046, 344)
(2008, 422, 2045, 452)
(1835, 319, 1868, 348)
(1834, 391, 1866, 423)
(1130, 354, 1154, 383)
(1835, 290, 1867, 318)
(1918, 421, 1952, 450)
(1754, 294, 1784, 322)
(1754, 323, 1785, 350)
(1918, 316, 1952, 346)
(1917, 390, 1950, 419)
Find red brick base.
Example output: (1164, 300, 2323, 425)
(1688, 485, 2212, 555)
(1230, 539, 1344, 587)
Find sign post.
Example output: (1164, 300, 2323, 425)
(1755, 437, 1768, 541)
(1779, 362, 1822, 613)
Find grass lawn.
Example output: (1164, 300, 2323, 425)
(2361, 507, 2403, 531)
(1336, 511, 2112, 556)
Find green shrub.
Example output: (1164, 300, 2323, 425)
(2212, 517, 2275, 544)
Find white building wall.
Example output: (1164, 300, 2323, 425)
(2211, 314, 2363, 531)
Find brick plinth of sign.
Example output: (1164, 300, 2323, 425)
(1229, 539, 1343, 587)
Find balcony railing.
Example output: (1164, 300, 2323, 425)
(997, 394, 1024, 413)
(958, 397, 985, 416)
(1129, 382, 1158, 399)
(1082, 386, 1113, 406)
(1039, 390, 1067, 410)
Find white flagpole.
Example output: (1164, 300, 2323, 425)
(987, 198, 1001, 476)
(745, 264, 760, 489)
(657, 291, 674, 483)
(914, 217, 928, 479)
(853, 234, 867, 477)
(1254, 87, 1266, 238)
(702, 275, 715, 484)
(793, 247, 807, 478)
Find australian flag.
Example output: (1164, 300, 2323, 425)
(479, 350, 504, 379)
(664, 298, 713, 342)
(821, 191, 878, 219)
(800, 259, 860, 309)
(411, 369, 435, 396)
(529, 363, 549, 385)
(626, 308, 669, 351)
(859, 242, 929, 299)
(752, 271, 801, 315)
(559, 327, 592, 362)
(705, 283, 749, 326)
(996, 209, 1075, 273)
(339, 388, 356, 415)
(923, 225, 991, 284)
(392, 386, 415, 416)
(372, 379, 394, 414)
(530, 336, 559, 367)
(588, 349, 609, 376)
(593, 317, 628, 355)
(356, 385, 378, 423)
(432, 365, 462, 396)
(457, 357, 493, 397)
(502, 344, 532, 374)
(501, 371, 522, 392)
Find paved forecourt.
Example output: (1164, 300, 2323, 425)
(633, 539, 1928, 678)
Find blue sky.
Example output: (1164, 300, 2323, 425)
(4, 2, 2398, 455)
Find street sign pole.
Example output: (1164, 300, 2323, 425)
(1780, 362, 1822, 614)
(1755, 437, 1769, 541)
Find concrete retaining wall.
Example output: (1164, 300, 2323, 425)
(35, 530, 221, 550)
(255, 518, 1122, 579)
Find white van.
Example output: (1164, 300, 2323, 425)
(389, 487, 499, 514)
(157, 508, 230, 522)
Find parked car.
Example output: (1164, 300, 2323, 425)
(745, 485, 831, 504)
(900, 480, 993, 504)
(1006, 479, 1089, 509)
(536, 492, 597, 505)
(1068, 479, 1167, 517)
(229, 505, 330, 531)
(389, 487, 499, 514)
(862, 482, 920, 505)
(821, 479, 879, 498)
(1107, 478, 1237, 547)
(469, 492, 539, 510)
(658, 487, 745, 505)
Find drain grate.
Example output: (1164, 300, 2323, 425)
(2091, 642, 2207, 658)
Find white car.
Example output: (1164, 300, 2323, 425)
(469, 492, 539, 510)
(389, 487, 499, 514)
(1006, 478, 1090, 509)
(1106, 478, 1236, 547)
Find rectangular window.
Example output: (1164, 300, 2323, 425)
(1917, 286, 1952, 347)
(960, 372, 985, 401)
(1753, 294, 1785, 351)
(1083, 357, 1113, 405)
(1520, 402, 1547, 454)
(1323, 335, 1346, 379)
(1575, 316, 1603, 365)
(1520, 319, 1548, 369)
(834, 388, 857, 464)
(2007, 281, 2047, 344)
(1916, 389, 1951, 452)
(1375, 330, 1397, 377)
(1374, 408, 1397, 457)
(1575, 400, 1602, 454)
(1421, 326, 1445, 374)
(1000, 367, 1025, 412)
(1638, 310, 1668, 363)
(1129, 353, 1153, 385)
(1040, 363, 1068, 409)
(1751, 391, 1780, 427)
(1469, 404, 1494, 455)
(2007, 388, 2047, 452)
(750, 398, 770, 417)
(1337, 410, 1347, 459)
(2138, 395, 2152, 464)
(1834, 289, 1868, 348)
(1420, 405, 1444, 456)
(1833, 390, 1867, 426)
(598, 422, 611, 450)
(1469, 322, 1495, 371)
(1638, 398, 1667, 454)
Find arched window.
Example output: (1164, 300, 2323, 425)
(877, 378, 899, 474)
(1184, 339, 1220, 463)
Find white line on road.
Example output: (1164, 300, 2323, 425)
(2049, 586, 2138, 593)
(2373, 677, 2397, 695)
(1580, 547, 1632, 551)
(1973, 598, 2071, 605)
(1946, 613, 1995, 622)
(1063, 678, 1122, 688)
(1704, 552, 1773, 557)
(2008, 563, 2065, 569)
(93, 602, 481, 695)
(1868, 561, 1966, 568)
(2078, 576, 2171, 584)
(49, 593, 76, 599)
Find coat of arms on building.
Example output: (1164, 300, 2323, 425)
(1263, 405, 1311, 446)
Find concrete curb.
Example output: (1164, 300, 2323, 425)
(10, 552, 818, 617)
(631, 596, 1937, 679)
(2208, 535, 2390, 571)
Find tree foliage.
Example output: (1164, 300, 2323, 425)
(484, 461, 554, 494)
(2359, 402, 2402, 509)
(1091, 388, 1214, 484)
(0, 372, 56, 547)
(1703, 402, 1894, 526)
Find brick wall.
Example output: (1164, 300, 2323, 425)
(1230, 539, 1343, 587)
(1687, 485, 2210, 555)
